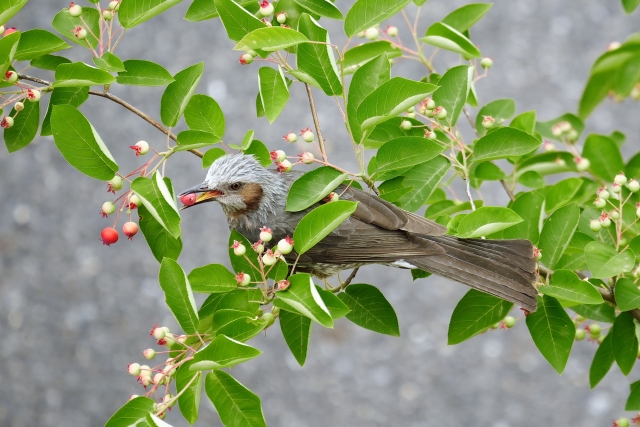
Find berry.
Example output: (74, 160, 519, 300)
(260, 226, 273, 242)
(300, 152, 314, 164)
(575, 157, 590, 172)
(262, 312, 275, 327)
(14, 101, 24, 111)
(481, 116, 495, 129)
(558, 121, 571, 133)
(614, 173, 628, 185)
(276, 279, 290, 291)
(600, 216, 611, 228)
(101, 227, 119, 245)
(276, 159, 292, 173)
(69, 2, 83, 16)
(632, 85, 640, 101)
(503, 316, 516, 328)
(610, 210, 620, 220)
(152, 327, 165, 340)
(123, 222, 138, 240)
(425, 109, 435, 118)
(589, 323, 601, 337)
(271, 306, 280, 317)
(4, 70, 17, 83)
(130, 140, 149, 156)
(163, 394, 175, 407)
(276, 12, 287, 24)
(239, 54, 253, 65)
(259, 0, 274, 16)
(533, 247, 542, 260)
(594, 198, 606, 209)
(543, 141, 555, 151)
(129, 194, 141, 209)
(325, 192, 340, 202)
(1, 116, 13, 128)
(589, 219, 602, 232)
(161, 332, 175, 347)
(161, 326, 171, 334)
(425, 98, 435, 109)
(26, 89, 41, 102)
(406, 112, 416, 119)
(480, 57, 493, 69)
(567, 129, 579, 141)
(277, 236, 294, 254)
(616, 418, 630, 427)
(620, 237, 628, 246)
(575, 329, 586, 341)
(235, 272, 251, 286)
(365, 27, 379, 40)
(180, 193, 197, 207)
(143, 349, 156, 360)
(74, 25, 87, 40)
(139, 365, 152, 378)
(270, 150, 286, 162)
(283, 131, 297, 143)
(597, 188, 610, 200)
(612, 182, 622, 194)
(551, 124, 562, 137)
(424, 130, 437, 140)
(262, 249, 277, 266)
(153, 373, 165, 385)
(400, 120, 412, 131)
(387, 26, 398, 37)
(109, 1, 120, 11)
(107, 176, 123, 193)
(627, 179, 640, 192)
(301, 127, 315, 142)
(102, 10, 113, 21)
(162, 365, 175, 377)
(252, 240, 265, 254)
(637, 205, 640, 218)
(434, 106, 447, 120)
(608, 41, 622, 51)
(231, 240, 246, 256)
(128, 363, 141, 376)
(3, 27, 17, 37)
(101, 201, 116, 217)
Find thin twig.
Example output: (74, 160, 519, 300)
(304, 83, 328, 162)
(341, 267, 359, 289)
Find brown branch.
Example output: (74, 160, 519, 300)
(304, 83, 327, 162)
(17, 73, 203, 159)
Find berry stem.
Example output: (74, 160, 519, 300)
(303, 84, 328, 162)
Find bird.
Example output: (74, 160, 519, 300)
(179, 153, 538, 311)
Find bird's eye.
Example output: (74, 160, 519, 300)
(230, 182, 242, 191)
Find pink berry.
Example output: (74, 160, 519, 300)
(101, 227, 119, 245)
(239, 54, 253, 65)
(235, 272, 251, 286)
(143, 349, 156, 360)
(270, 150, 286, 162)
(180, 193, 197, 207)
(3, 27, 17, 37)
(123, 222, 138, 240)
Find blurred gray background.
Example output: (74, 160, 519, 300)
(1, 0, 640, 426)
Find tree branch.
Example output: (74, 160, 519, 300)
(304, 83, 327, 162)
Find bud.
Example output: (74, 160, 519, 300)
(236, 272, 250, 286)
(277, 236, 294, 254)
(128, 363, 142, 376)
(627, 179, 640, 192)
(400, 120, 412, 131)
(259, 0, 274, 16)
(74, 25, 87, 40)
(231, 240, 246, 256)
(276, 279, 290, 291)
(283, 131, 297, 143)
(387, 26, 398, 37)
(1, 116, 14, 128)
(481, 116, 495, 129)
(574, 157, 590, 172)
(143, 349, 156, 360)
(14, 101, 24, 111)
(259, 226, 273, 242)
(276, 159, 292, 173)
(364, 27, 379, 40)
(26, 89, 41, 102)
(239, 53, 253, 65)
(262, 249, 277, 266)
(152, 327, 165, 340)
(270, 150, 286, 162)
(252, 240, 265, 254)
(4, 70, 17, 83)
(69, 2, 83, 16)
(480, 57, 493, 69)
(614, 173, 628, 185)
(300, 152, 314, 164)
(276, 12, 287, 24)
(301, 127, 315, 142)
(589, 219, 602, 232)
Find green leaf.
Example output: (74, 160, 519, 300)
(338, 283, 400, 336)
(279, 309, 312, 366)
(578, 72, 613, 119)
(315, 285, 350, 319)
(258, 66, 289, 123)
(456, 207, 522, 238)
(615, 278, 640, 311)
(585, 242, 635, 279)
(188, 264, 237, 293)
(296, 14, 342, 96)
(214, 309, 267, 341)
(294, 0, 343, 19)
(441, 3, 492, 33)
(159, 258, 198, 334)
(138, 204, 182, 263)
(175, 360, 202, 425)
(613, 311, 638, 375)
(472, 162, 505, 181)
(356, 77, 437, 130)
(572, 303, 616, 323)
(590, 332, 614, 388)
(378, 177, 414, 203)
(0, 29, 18, 78)
(236, 27, 308, 52)
(293, 201, 358, 254)
(119, 0, 182, 28)
(184, 94, 225, 137)
(538, 270, 604, 305)
(53, 62, 116, 87)
(202, 148, 227, 168)
(199, 289, 262, 319)
(582, 134, 625, 182)
(536, 113, 584, 141)
(286, 166, 348, 212)
(510, 111, 537, 135)
(161, 62, 204, 127)
(92, 52, 126, 72)
(373, 136, 445, 177)
(228, 230, 261, 279)
(622, 0, 640, 13)
(185, 0, 257, 21)
(395, 155, 450, 212)
(411, 269, 431, 280)
(205, 370, 266, 427)
(131, 172, 181, 238)
(543, 178, 583, 214)
(14, 29, 69, 61)
(215, 0, 266, 42)
(344, 0, 411, 37)
(537, 203, 579, 269)
(52, 8, 100, 49)
(276, 273, 333, 328)
(0, 0, 28, 26)
(448, 289, 513, 345)
(420, 22, 481, 58)
(431, 65, 471, 125)
(50, 105, 118, 180)
(4, 99, 39, 153)
(341, 41, 401, 74)
(30, 54, 71, 71)
(474, 98, 516, 136)
(104, 396, 155, 427)
(526, 295, 575, 374)
(473, 127, 541, 162)
(243, 140, 272, 167)
(175, 130, 221, 151)
(192, 334, 261, 370)
(116, 59, 174, 86)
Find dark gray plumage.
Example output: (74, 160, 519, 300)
(180, 154, 538, 311)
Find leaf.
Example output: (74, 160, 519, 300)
(590, 332, 614, 388)
(585, 242, 635, 279)
(431, 65, 471, 125)
(50, 105, 118, 180)
(293, 201, 358, 254)
(572, 303, 616, 323)
(615, 278, 640, 312)
(543, 178, 583, 214)
(30, 54, 71, 71)
(4, 99, 39, 153)
(473, 127, 541, 161)
(338, 283, 400, 336)
(356, 77, 438, 130)
(411, 269, 431, 280)
(441, 3, 492, 33)
(175, 130, 221, 151)
(582, 134, 625, 182)
(215, 0, 266, 42)
(184, 94, 225, 137)
(161, 62, 204, 127)
(448, 289, 513, 345)
(175, 360, 202, 425)
(52, 8, 100, 49)
(344, 0, 412, 37)
(243, 140, 271, 167)
(286, 166, 348, 211)
(373, 136, 445, 177)
(276, 273, 333, 328)
(199, 289, 262, 319)
(294, 0, 343, 19)
(205, 371, 266, 427)
(279, 309, 312, 366)
(192, 334, 262, 370)
(214, 309, 267, 341)
(53, 62, 116, 87)
(0, 0, 28, 26)
(474, 98, 516, 135)
(420, 22, 481, 58)
(258, 66, 289, 123)
(395, 155, 450, 212)
(578, 72, 613, 119)
(510, 111, 537, 135)
(296, 14, 342, 96)
(104, 396, 155, 427)
(536, 113, 585, 141)
(188, 264, 238, 293)
(455, 207, 522, 238)
(341, 41, 401, 74)
(202, 148, 227, 168)
(525, 295, 575, 374)
(14, 29, 69, 61)
(116, 59, 174, 86)
(185, 0, 256, 21)
(118, 0, 182, 28)
(537, 203, 579, 269)
(131, 172, 181, 238)
(613, 312, 638, 375)
(538, 270, 604, 305)
(622, 0, 640, 13)
(138, 204, 182, 263)
(236, 27, 309, 52)
(93, 52, 126, 72)
(315, 285, 350, 319)
(159, 258, 198, 334)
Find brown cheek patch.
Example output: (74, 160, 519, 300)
(239, 183, 264, 214)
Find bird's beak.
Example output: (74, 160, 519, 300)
(178, 183, 223, 210)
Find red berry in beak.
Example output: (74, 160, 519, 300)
(101, 227, 119, 245)
(180, 193, 197, 206)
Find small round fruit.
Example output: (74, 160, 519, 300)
(253, 241, 265, 254)
(4, 70, 17, 83)
(575, 329, 586, 341)
(143, 349, 156, 360)
(180, 193, 197, 207)
(636, 206, 640, 218)
(589, 219, 602, 232)
(14, 101, 24, 111)
(575, 157, 590, 172)
(74, 25, 87, 40)
(400, 120, 412, 131)
(425, 109, 434, 118)
(69, 3, 83, 16)
(326, 192, 340, 202)
(480, 57, 493, 69)
(301, 152, 314, 164)
(259, 0, 274, 16)
(152, 327, 165, 340)
(101, 227, 119, 245)
(153, 373, 165, 385)
(482, 116, 495, 129)
(387, 26, 398, 37)
(406, 112, 416, 119)
(616, 418, 630, 427)
(597, 188, 610, 200)
(260, 227, 273, 242)
(612, 183, 622, 194)
(262, 250, 277, 266)
(593, 198, 606, 209)
(600, 217, 611, 228)
(364, 27, 379, 40)
(122, 222, 138, 240)
(129, 194, 141, 209)
(276, 12, 287, 24)
(236, 272, 251, 286)
(108, 1, 120, 11)
(102, 10, 113, 21)
(503, 316, 516, 328)
(239, 53, 253, 65)
(108, 176, 123, 191)
(627, 179, 640, 192)
(262, 312, 275, 327)
(102, 201, 116, 216)
(277, 159, 292, 172)
(610, 210, 620, 220)
(232, 240, 246, 256)
(619, 237, 628, 246)
(424, 130, 437, 140)
(1, 116, 14, 128)
(566, 129, 579, 141)
(3, 27, 17, 37)
(436, 107, 447, 120)
(589, 324, 601, 336)
(139, 365, 152, 378)
(271, 150, 286, 162)
(277, 236, 294, 255)
(27, 89, 41, 102)
(135, 140, 150, 155)
(301, 128, 315, 142)
(128, 363, 141, 376)
(614, 173, 628, 185)
(284, 132, 297, 143)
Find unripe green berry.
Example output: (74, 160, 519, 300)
(262, 250, 277, 266)
(480, 57, 493, 69)
(589, 219, 601, 232)
(436, 107, 447, 120)
(276, 12, 286, 24)
(129, 194, 141, 208)
(102, 10, 113, 21)
(69, 3, 83, 16)
(612, 183, 622, 193)
(271, 306, 280, 317)
(14, 101, 23, 111)
(616, 418, 630, 427)
(597, 188, 610, 200)
(236, 272, 251, 286)
(575, 157, 590, 172)
(277, 236, 294, 255)
(259, 1, 274, 16)
(232, 240, 246, 256)
(301, 152, 314, 164)
(108, 1, 120, 11)
(284, 132, 297, 143)
(425, 109, 434, 118)
(424, 130, 437, 140)
(365, 27, 379, 40)
(102, 201, 116, 216)
(108, 175, 123, 191)
(627, 179, 640, 192)
(262, 312, 275, 327)
(239, 54, 253, 65)
(387, 26, 398, 37)
(567, 129, 579, 141)
(406, 112, 416, 119)
(610, 210, 620, 220)
(589, 323, 601, 336)
(1, 116, 14, 128)
(482, 116, 495, 129)
(128, 363, 141, 376)
(593, 198, 606, 209)
(301, 128, 314, 142)
(619, 237, 628, 246)
(400, 120, 412, 131)
(575, 329, 586, 341)
(614, 173, 628, 185)
(143, 349, 156, 360)
(503, 316, 516, 328)
(600, 217, 611, 228)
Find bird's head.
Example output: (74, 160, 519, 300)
(179, 154, 286, 220)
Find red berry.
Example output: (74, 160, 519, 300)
(122, 222, 139, 240)
(101, 227, 119, 245)
(180, 193, 196, 207)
